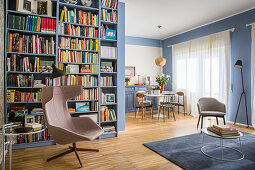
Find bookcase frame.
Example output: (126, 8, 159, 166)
(4, 0, 119, 149)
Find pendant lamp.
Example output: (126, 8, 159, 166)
(155, 25, 166, 67)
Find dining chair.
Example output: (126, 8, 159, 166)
(135, 93, 153, 119)
(197, 97, 226, 129)
(159, 94, 175, 122)
(173, 92, 186, 115)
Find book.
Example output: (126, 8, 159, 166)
(66, 64, 79, 73)
(61, 6, 98, 26)
(8, 33, 55, 54)
(101, 0, 118, 9)
(45, 75, 98, 87)
(100, 106, 117, 122)
(101, 46, 117, 58)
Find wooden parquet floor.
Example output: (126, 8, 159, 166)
(3, 112, 255, 170)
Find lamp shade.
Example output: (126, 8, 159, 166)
(155, 57, 166, 67)
(50, 64, 65, 79)
(234, 60, 242, 68)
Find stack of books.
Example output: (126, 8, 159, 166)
(207, 125, 240, 137)
(100, 106, 117, 122)
(101, 0, 118, 9)
(102, 125, 116, 134)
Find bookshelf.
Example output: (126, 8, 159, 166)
(4, 0, 120, 149)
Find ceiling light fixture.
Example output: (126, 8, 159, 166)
(155, 25, 166, 67)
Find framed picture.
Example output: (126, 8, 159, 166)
(25, 115, 34, 124)
(36, 0, 52, 16)
(106, 29, 117, 40)
(105, 94, 115, 103)
(76, 102, 90, 112)
(16, 0, 37, 13)
(125, 66, 135, 76)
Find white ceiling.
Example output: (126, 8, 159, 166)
(120, 0, 255, 40)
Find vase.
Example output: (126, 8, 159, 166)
(125, 81, 129, 86)
(153, 90, 160, 95)
(159, 84, 165, 93)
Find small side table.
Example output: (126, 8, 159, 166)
(201, 128, 244, 161)
(1, 124, 46, 170)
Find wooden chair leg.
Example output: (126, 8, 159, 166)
(223, 116, 226, 125)
(142, 107, 144, 120)
(216, 117, 219, 125)
(183, 105, 186, 116)
(158, 106, 161, 120)
(201, 116, 204, 129)
(168, 108, 170, 119)
(135, 97, 137, 118)
(163, 107, 165, 122)
(197, 115, 201, 128)
(151, 106, 153, 119)
(173, 106, 176, 121)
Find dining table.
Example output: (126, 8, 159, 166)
(145, 91, 176, 118)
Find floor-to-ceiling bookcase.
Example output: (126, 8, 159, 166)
(5, 0, 119, 149)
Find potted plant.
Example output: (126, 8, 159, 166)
(125, 77, 131, 86)
(152, 85, 161, 95)
(155, 74, 170, 93)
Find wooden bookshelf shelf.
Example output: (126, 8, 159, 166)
(101, 57, 117, 60)
(7, 102, 42, 104)
(101, 20, 117, 25)
(101, 103, 117, 106)
(7, 87, 43, 89)
(68, 99, 98, 102)
(7, 71, 51, 74)
(6, 52, 56, 57)
(58, 62, 99, 65)
(7, 28, 56, 36)
(58, 34, 98, 39)
(83, 86, 98, 89)
(100, 72, 117, 74)
(59, 48, 98, 53)
(7, 10, 57, 19)
(58, 21, 99, 28)
(66, 73, 99, 75)
(59, 2, 99, 11)
(101, 86, 117, 88)
(101, 39, 117, 42)
(70, 111, 99, 115)
(101, 120, 117, 123)
(101, 7, 118, 11)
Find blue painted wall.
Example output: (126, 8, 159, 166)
(126, 36, 161, 47)
(117, 2, 125, 131)
(163, 8, 255, 125)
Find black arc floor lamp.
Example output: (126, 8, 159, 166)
(14, 64, 65, 133)
(233, 60, 249, 128)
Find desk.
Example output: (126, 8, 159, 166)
(145, 92, 175, 118)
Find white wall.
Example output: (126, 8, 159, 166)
(125, 44, 162, 85)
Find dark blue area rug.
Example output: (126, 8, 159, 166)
(143, 132, 255, 170)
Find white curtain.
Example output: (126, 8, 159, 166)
(251, 23, 255, 127)
(172, 31, 231, 117)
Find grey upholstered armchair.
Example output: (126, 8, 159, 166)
(197, 97, 226, 129)
(42, 85, 104, 167)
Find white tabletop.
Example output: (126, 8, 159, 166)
(202, 128, 243, 139)
(145, 92, 175, 97)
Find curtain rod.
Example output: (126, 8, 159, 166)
(167, 28, 235, 48)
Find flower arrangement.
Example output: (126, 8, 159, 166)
(152, 85, 161, 90)
(155, 74, 170, 85)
